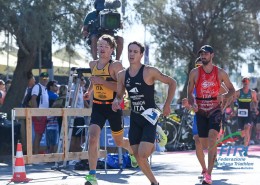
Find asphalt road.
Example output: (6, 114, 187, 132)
(0, 145, 259, 185)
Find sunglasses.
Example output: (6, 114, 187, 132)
(195, 64, 202, 67)
(242, 79, 250, 83)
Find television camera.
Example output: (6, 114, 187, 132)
(87, 0, 122, 42)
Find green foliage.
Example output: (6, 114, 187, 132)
(0, 0, 91, 50)
(133, 0, 260, 98)
(0, 0, 93, 115)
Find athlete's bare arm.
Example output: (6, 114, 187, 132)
(220, 83, 228, 94)
(112, 69, 126, 111)
(235, 89, 240, 99)
(84, 60, 97, 99)
(187, 68, 197, 107)
(251, 90, 258, 113)
(219, 68, 235, 100)
(106, 61, 124, 92)
(145, 66, 177, 116)
(110, 61, 124, 81)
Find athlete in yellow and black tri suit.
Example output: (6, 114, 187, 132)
(83, 34, 136, 185)
(90, 59, 122, 133)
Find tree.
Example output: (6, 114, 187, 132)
(133, 0, 260, 99)
(0, 0, 91, 116)
(243, 0, 260, 63)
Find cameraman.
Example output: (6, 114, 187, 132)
(82, 0, 123, 60)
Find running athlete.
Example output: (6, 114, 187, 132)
(187, 45, 235, 184)
(182, 57, 228, 179)
(255, 89, 260, 144)
(234, 77, 258, 147)
(112, 41, 177, 185)
(83, 35, 136, 185)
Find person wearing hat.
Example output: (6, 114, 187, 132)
(182, 57, 230, 180)
(81, 0, 123, 60)
(187, 45, 235, 184)
(234, 77, 258, 148)
(31, 72, 49, 154)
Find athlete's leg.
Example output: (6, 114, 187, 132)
(128, 113, 158, 184)
(207, 109, 222, 176)
(132, 142, 158, 184)
(193, 115, 207, 172)
(207, 129, 218, 175)
(194, 135, 207, 172)
(243, 124, 251, 146)
(88, 124, 101, 170)
(112, 132, 133, 154)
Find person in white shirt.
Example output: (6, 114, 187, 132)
(31, 72, 49, 154)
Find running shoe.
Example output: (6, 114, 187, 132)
(129, 154, 138, 168)
(85, 174, 98, 185)
(202, 173, 212, 184)
(151, 183, 159, 185)
(199, 170, 207, 179)
(156, 125, 168, 147)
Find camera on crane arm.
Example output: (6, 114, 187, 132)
(98, 0, 122, 36)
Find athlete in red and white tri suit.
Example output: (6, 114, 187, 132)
(187, 45, 235, 184)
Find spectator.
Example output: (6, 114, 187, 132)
(31, 72, 49, 154)
(52, 85, 68, 134)
(47, 80, 59, 107)
(22, 72, 36, 108)
(5, 79, 12, 92)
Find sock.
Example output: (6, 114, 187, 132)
(89, 170, 96, 175)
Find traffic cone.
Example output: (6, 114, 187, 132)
(11, 142, 32, 182)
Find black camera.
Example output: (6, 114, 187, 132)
(98, 0, 121, 34)
(85, 0, 122, 45)
(99, 9, 121, 32)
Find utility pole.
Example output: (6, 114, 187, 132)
(38, 40, 42, 75)
(6, 31, 10, 79)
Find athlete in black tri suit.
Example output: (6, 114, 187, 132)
(234, 77, 258, 147)
(112, 41, 177, 185)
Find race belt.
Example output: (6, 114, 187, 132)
(93, 100, 113, 105)
(141, 108, 161, 125)
(237, 109, 248, 117)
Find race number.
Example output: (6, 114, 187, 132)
(237, 109, 248, 117)
(141, 108, 161, 125)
